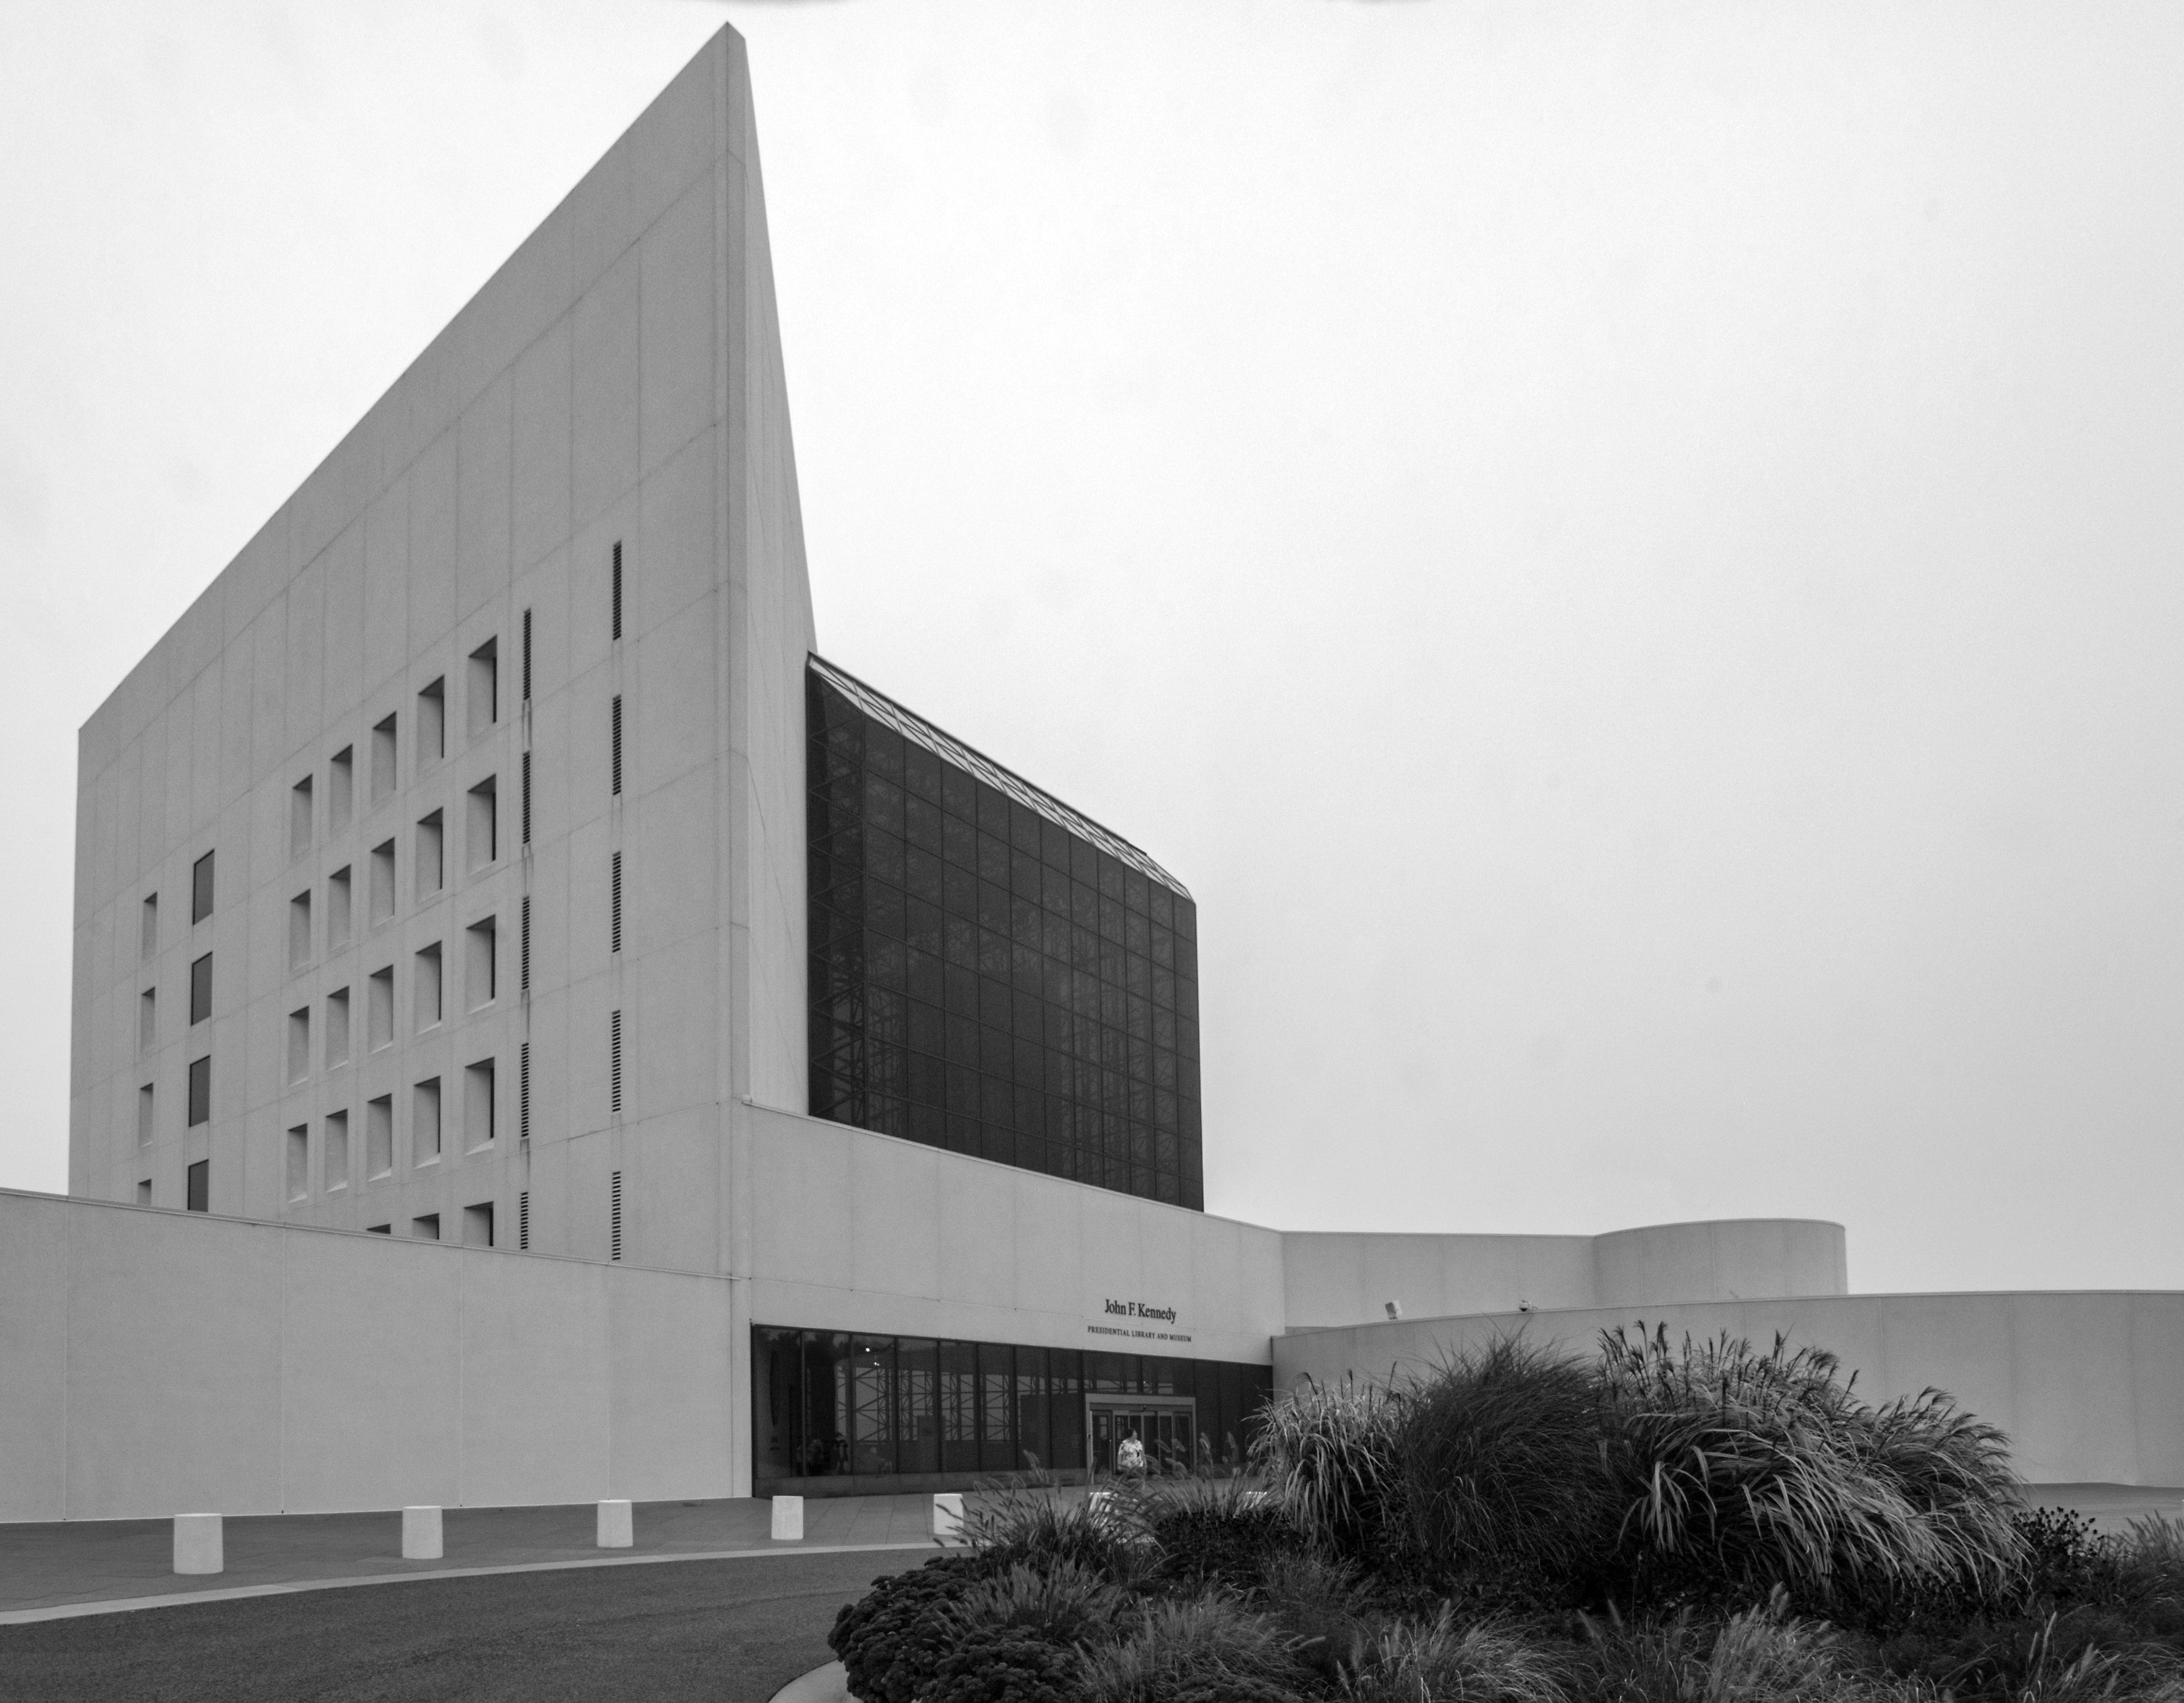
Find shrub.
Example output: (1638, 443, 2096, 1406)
(1259, 1552, 1376, 1687)
(829, 1554, 991, 1703)
(1577, 1595, 1870, 1703)
(1596, 1326, 2027, 1615)
(1387, 1338, 1616, 1608)
(926, 1624, 1084, 1703)
(968, 1477, 1161, 1589)
(1145, 1479, 1304, 1591)
(950, 1559, 1130, 1644)
(1078, 1593, 1304, 1703)
(1250, 1377, 1403, 1567)
(1342, 1604, 1568, 1703)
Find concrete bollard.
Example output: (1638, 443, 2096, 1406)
(932, 1492, 965, 1543)
(597, 1499, 633, 1549)
(173, 1513, 223, 1575)
(770, 1495, 804, 1541)
(402, 1505, 443, 1560)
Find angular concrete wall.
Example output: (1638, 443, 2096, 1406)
(0, 1189, 735, 1523)
(734, 1105, 1285, 1370)
(1275, 1289, 2184, 1486)
(1281, 1218, 1846, 1330)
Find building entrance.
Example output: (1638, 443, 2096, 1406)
(1088, 1396, 1196, 1476)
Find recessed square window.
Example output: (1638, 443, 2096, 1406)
(326, 987, 351, 1067)
(190, 953, 212, 1025)
(468, 639, 498, 739)
(370, 841, 396, 926)
(324, 1110, 349, 1192)
(466, 918, 496, 1009)
(137, 1083, 154, 1146)
(138, 988, 156, 1052)
(286, 1124, 308, 1202)
(417, 811, 444, 899)
(136, 1177, 152, 1206)
(366, 1095, 392, 1178)
(328, 867, 353, 947)
(329, 746, 354, 833)
(465, 1058, 495, 1150)
(289, 892, 312, 972)
(289, 776, 314, 859)
(467, 778, 497, 871)
(372, 714, 397, 802)
(418, 679, 445, 768)
(415, 943, 442, 1030)
(140, 894, 158, 962)
(368, 966, 394, 1051)
(186, 1056, 210, 1126)
(287, 1008, 310, 1085)
(412, 1212, 440, 1241)
(414, 1078, 441, 1164)
(191, 852, 215, 924)
(186, 1159, 208, 1213)
(462, 1201, 494, 1247)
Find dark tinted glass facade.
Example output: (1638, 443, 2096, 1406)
(806, 661, 1203, 1208)
(752, 1324, 1271, 1490)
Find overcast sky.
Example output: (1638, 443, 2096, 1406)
(3, 1, 2179, 1295)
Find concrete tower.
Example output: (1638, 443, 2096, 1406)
(69, 28, 813, 1273)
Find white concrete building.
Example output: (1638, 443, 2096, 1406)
(13, 25, 2171, 1523)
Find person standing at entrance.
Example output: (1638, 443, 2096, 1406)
(1117, 1430, 1146, 1483)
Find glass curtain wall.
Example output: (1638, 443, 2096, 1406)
(807, 660, 1203, 1208)
(752, 1325, 1272, 1486)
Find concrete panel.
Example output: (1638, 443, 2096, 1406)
(572, 249, 641, 529)
(456, 374, 514, 620)
(63, 1208, 285, 1518)
(277, 1227, 462, 1512)
(640, 178, 718, 477)
(609, 1265, 735, 1500)
(848, 1137, 943, 1303)
(512, 320, 573, 574)
(458, 1247, 610, 1506)
(0, 1196, 70, 1519)
(409, 431, 458, 653)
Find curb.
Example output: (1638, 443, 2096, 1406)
(0, 1542, 930, 1626)
(769, 1661, 850, 1703)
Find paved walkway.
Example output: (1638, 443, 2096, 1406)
(0, 1495, 945, 1620)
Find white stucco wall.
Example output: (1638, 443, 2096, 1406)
(732, 1103, 1286, 1369)
(1280, 1218, 1847, 1329)
(0, 1188, 737, 1524)
(1275, 1290, 2184, 1486)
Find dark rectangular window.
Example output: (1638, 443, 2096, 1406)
(185, 1159, 208, 1213)
(805, 660, 1201, 1208)
(186, 1055, 210, 1126)
(611, 540, 623, 641)
(189, 953, 212, 1025)
(191, 853, 214, 924)
(610, 696, 623, 796)
(747, 1326, 1271, 1489)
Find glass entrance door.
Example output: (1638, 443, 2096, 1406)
(1088, 1398, 1196, 1476)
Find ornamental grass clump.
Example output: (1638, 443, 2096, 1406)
(1596, 1326, 2027, 1615)
(1076, 1593, 1304, 1703)
(1386, 1338, 1617, 1607)
(1341, 1605, 1570, 1703)
(1249, 1376, 1403, 1569)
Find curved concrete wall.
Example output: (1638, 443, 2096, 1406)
(1275, 1289, 2184, 1486)
(1281, 1218, 1845, 1330)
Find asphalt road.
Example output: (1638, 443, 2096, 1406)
(0, 1550, 903, 1703)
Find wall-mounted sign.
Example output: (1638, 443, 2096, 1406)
(1087, 1297, 1191, 1344)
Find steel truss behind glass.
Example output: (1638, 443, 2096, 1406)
(751, 1325, 1271, 1488)
(806, 659, 1203, 1207)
